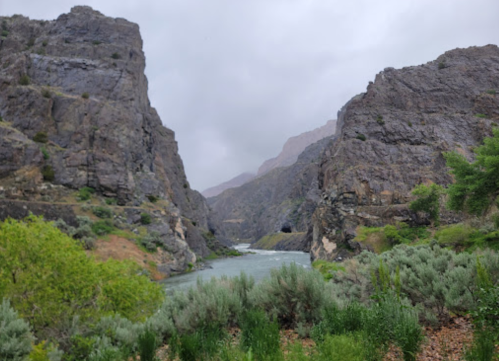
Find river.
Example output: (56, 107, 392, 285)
(161, 244, 311, 292)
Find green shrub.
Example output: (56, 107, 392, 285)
(104, 198, 117, 205)
(42, 41, 48, 47)
(0, 115, 3, 121)
(140, 213, 152, 225)
(463, 329, 496, 361)
(41, 88, 51, 98)
(33, 132, 48, 143)
(240, 310, 281, 359)
(29, 341, 62, 361)
(147, 195, 159, 203)
(140, 232, 162, 252)
(249, 262, 330, 327)
(376, 115, 385, 125)
(0, 299, 34, 361)
(41, 147, 49, 160)
(486, 89, 496, 95)
(317, 334, 364, 361)
(41, 165, 54, 181)
(77, 187, 95, 201)
(435, 223, 474, 245)
(19, 75, 30, 86)
(92, 40, 102, 45)
(91, 219, 114, 235)
(475, 113, 487, 118)
(438, 61, 446, 69)
(409, 183, 444, 226)
(0, 216, 164, 340)
(81, 92, 89, 99)
(356, 134, 366, 141)
(92, 206, 113, 219)
(1, 30, 9, 37)
(137, 329, 158, 361)
(111, 53, 121, 59)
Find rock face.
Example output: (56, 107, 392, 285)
(311, 45, 499, 261)
(257, 119, 336, 177)
(202, 172, 256, 198)
(0, 7, 227, 274)
(209, 136, 336, 250)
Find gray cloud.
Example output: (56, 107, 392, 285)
(3, 0, 499, 191)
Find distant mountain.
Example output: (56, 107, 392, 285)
(257, 119, 336, 177)
(202, 172, 256, 198)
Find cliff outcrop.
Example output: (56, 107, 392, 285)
(209, 136, 336, 250)
(311, 45, 499, 261)
(0, 7, 227, 274)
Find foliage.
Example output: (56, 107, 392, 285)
(0, 299, 33, 361)
(0, 216, 164, 340)
(317, 334, 365, 361)
(19, 75, 30, 86)
(312, 260, 345, 281)
(147, 195, 159, 203)
(41, 88, 51, 98)
(475, 113, 487, 118)
(434, 223, 474, 245)
(33, 132, 48, 143)
(104, 198, 117, 205)
(356, 134, 366, 141)
(409, 183, 445, 225)
(41, 165, 55, 181)
(81, 92, 89, 99)
(486, 89, 496, 95)
(249, 263, 330, 328)
(77, 187, 95, 201)
(445, 128, 499, 216)
(53, 217, 95, 250)
(29, 341, 62, 361)
(240, 310, 281, 359)
(92, 207, 113, 219)
(140, 213, 152, 225)
(463, 329, 496, 361)
(137, 329, 158, 361)
(41, 147, 50, 160)
(91, 220, 114, 235)
(376, 115, 385, 125)
(111, 53, 121, 59)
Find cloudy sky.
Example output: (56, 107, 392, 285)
(2, 1, 499, 191)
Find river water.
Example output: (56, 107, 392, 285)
(161, 244, 311, 292)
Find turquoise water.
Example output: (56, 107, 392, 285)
(161, 244, 311, 292)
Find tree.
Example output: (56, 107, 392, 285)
(444, 128, 499, 216)
(409, 183, 444, 226)
(0, 215, 164, 339)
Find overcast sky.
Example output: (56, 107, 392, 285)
(2, 1, 499, 191)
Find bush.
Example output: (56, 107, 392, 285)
(77, 187, 95, 201)
(41, 165, 54, 181)
(249, 262, 330, 327)
(41, 88, 51, 98)
(140, 232, 162, 252)
(140, 213, 152, 225)
(81, 92, 89, 99)
(356, 134, 366, 141)
(137, 329, 158, 361)
(475, 113, 487, 118)
(376, 115, 385, 125)
(19, 75, 30, 86)
(33, 132, 48, 143)
(1, 30, 9, 37)
(41, 147, 49, 160)
(111, 53, 121, 59)
(91, 220, 114, 235)
(104, 198, 117, 205)
(0, 216, 164, 340)
(435, 223, 474, 245)
(409, 183, 444, 226)
(240, 310, 281, 359)
(486, 89, 496, 95)
(0, 299, 34, 361)
(147, 195, 159, 203)
(463, 329, 496, 361)
(316, 334, 364, 361)
(92, 206, 113, 219)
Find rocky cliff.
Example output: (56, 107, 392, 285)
(311, 45, 499, 261)
(202, 172, 255, 198)
(257, 119, 336, 177)
(209, 135, 336, 250)
(0, 7, 228, 275)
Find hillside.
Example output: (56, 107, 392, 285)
(310, 45, 499, 261)
(0, 6, 229, 275)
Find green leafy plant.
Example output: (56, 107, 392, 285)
(147, 195, 159, 203)
(42, 40, 48, 47)
(475, 113, 487, 118)
(486, 89, 496, 95)
(33, 131, 48, 143)
(240, 310, 281, 359)
(409, 183, 445, 226)
(41, 165, 54, 181)
(81, 92, 89, 99)
(41, 147, 49, 160)
(0, 299, 34, 361)
(19, 75, 30, 86)
(1, 30, 9, 37)
(140, 213, 152, 225)
(41, 88, 51, 98)
(445, 128, 499, 216)
(438, 61, 446, 69)
(376, 115, 385, 125)
(356, 134, 366, 141)
(91, 219, 114, 235)
(77, 187, 95, 201)
(111, 53, 121, 59)
(105, 198, 117, 205)
(92, 206, 113, 219)
(137, 329, 158, 361)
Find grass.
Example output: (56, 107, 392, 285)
(312, 260, 345, 281)
(252, 232, 305, 250)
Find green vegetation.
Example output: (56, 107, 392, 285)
(312, 260, 345, 281)
(356, 133, 366, 141)
(41, 165, 54, 181)
(92, 206, 113, 219)
(111, 52, 121, 59)
(147, 195, 159, 203)
(77, 186, 95, 201)
(0, 216, 164, 342)
(41, 147, 49, 160)
(33, 131, 48, 143)
(486, 89, 496, 95)
(410, 183, 445, 226)
(19, 75, 30, 85)
(92, 40, 102, 45)
(376, 115, 385, 125)
(140, 213, 152, 225)
(41, 88, 51, 98)
(438, 61, 446, 69)
(81, 92, 89, 99)
(42, 40, 48, 47)
(445, 128, 499, 216)
(252, 232, 305, 249)
(91, 219, 114, 235)
(105, 197, 117, 205)
(1, 30, 9, 37)
(475, 113, 488, 118)
(0, 299, 33, 361)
